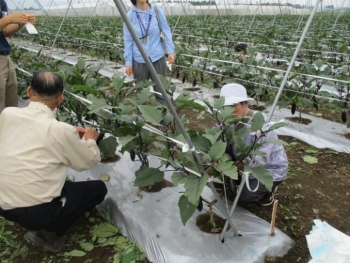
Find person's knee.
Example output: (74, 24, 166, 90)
(95, 181, 108, 201)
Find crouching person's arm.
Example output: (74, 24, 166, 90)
(62, 125, 101, 171)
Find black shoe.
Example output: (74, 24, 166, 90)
(257, 195, 275, 206)
(24, 230, 65, 253)
(257, 186, 279, 206)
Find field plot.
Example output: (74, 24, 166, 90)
(1, 1, 350, 262)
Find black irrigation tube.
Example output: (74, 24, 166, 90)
(174, 64, 350, 105)
(172, 33, 350, 57)
(179, 53, 350, 86)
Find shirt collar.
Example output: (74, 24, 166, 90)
(243, 107, 250, 116)
(27, 101, 56, 119)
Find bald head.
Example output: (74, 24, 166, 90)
(31, 70, 64, 98)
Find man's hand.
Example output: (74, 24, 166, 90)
(167, 54, 175, 64)
(75, 126, 86, 139)
(27, 14, 36, 25)
(84, 127, 98, 141)
(125, 66, 132, 76)
(5, 13, 28, 25)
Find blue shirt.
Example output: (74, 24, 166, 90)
(0, 0, 10, 52)
(123, 4, 175, 66)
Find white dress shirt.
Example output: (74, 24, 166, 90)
(0, 102, 101, 210)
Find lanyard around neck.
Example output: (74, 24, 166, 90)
(136, 12, 152, 39)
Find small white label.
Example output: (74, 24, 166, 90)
(25, 23, 38, 34)
(182, 144, 189, 153)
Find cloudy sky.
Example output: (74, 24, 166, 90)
(6, 0, 349, 10)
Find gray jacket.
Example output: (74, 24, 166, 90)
(231, 111, 288, 182)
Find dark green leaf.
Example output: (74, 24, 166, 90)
(267, 122, 287, 131)
(184, 174, 208, 205)
(72, 85, 99, 96)
(208, 142, 226, 160)
(171, 172, 188, 186)
(213, 97, 225, 110)
(64, 250, 86, 257)
(76, 58, 86, 73)
(264, 138, 289, 146)
(134, 167, 164, 187)
(215, 161, 238, 179)
(178, 195, 197, 226)
(92, 223, 120, 238)
(251, 112, 265, 131)
(137, 105, 163, 126)
(98, 136, 118, 158)
(190, 134, 212, 152)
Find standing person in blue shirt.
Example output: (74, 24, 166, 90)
(123, 0, 175, 105)
(0, 0, 35, 113)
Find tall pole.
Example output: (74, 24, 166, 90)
(246, 0, 262, 34)
(66, 0, 80, 17)
(266, 0, 322, 123)
(46, 0, 74, 63)
(113, 0, 240, 236)
(219, 0, 322, 242)
(34, 0, 52, 22)
(87, 0, 100, 26)
(330, 0, 345, 33)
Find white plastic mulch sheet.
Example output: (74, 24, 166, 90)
(68, 152, 294, 263)
(306, 219, 350, 263)
(269, 108, 350, 154)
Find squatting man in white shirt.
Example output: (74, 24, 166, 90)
(0, 70, 107, 253)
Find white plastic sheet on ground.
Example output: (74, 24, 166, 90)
(68, 151, 294, 263)
(306, 219, 350, 263)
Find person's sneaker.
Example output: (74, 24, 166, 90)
(258, 186, 279, 206)
(258, 195, 275, 206)
(24, 230, 65, 253)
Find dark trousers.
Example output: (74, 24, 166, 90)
(132, 56, 167, 105)
(0, 180, 107, 236)
(240, 178, 282, 203)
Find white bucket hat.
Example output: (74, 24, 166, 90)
(220, 84, 254, 106)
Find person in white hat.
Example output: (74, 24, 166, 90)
(220, 83, 288, 205)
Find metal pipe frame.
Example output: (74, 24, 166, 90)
(46, 0, 74, 63)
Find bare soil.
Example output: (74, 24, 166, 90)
(100, 154, 121, 163)
(196, 212, 228, 234)
(285, 117, 312, 125)
(140, 179, 174, 193)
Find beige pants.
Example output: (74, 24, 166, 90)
(0, 55, 18, 113)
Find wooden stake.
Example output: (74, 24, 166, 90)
(269, 199, 279, 236)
